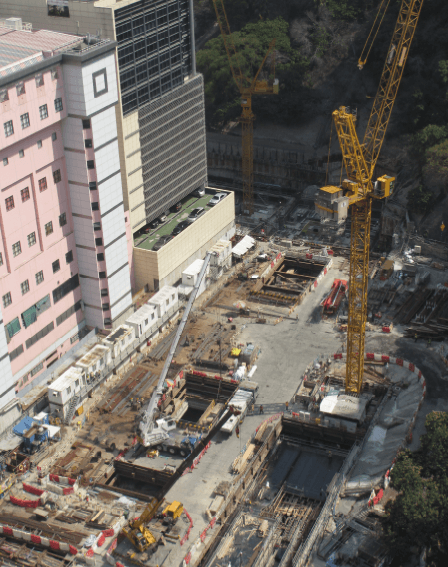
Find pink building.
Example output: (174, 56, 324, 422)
(0, 20, 133, 409)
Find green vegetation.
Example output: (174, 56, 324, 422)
(315, 0, 360, 20)
(407, 184, 434, 214)
(197, 17, 302, 126)
(424, 139, 448, 192)
(382, 412, 448, 564)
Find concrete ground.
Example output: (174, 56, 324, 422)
(163, 260, 348, 565)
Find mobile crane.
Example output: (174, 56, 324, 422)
(315, 0, 424, 393)
(122, 404, 240, 553)
(212, 0, 279, 215)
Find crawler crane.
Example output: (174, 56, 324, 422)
(212, 0, 279, 215)
(315, 0, 424, 393)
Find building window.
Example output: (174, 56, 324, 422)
(53, 170, 61, 183)
(39, 177, 47, 192)
(87, 160, 95, 170)
(104, 318, 111, 326)
(39, 104, 48, 120)
(101, 288, 108, 297)
(102, 303, 110, 311)
(0, 89, 8, 103)
(52, 132, 57, 142)
(52, 274, 79, 303)
(97, 253, 104, 261)
(99, 271, 106, 279)
(16, 82, 25, 96)
(59, 212, 67, 227)
(4, 121, 14, 137)
(37, 140, 42, 149)
(19, 149, 24, 158)
(30, 362, 43, 377)
(12, 242, 21, 257)
(2, 292, 12, 307)
(35, 73, 44, 88)
(54, 98, 63, 112)
(9, 344, 24, 361)
(20, 113, 30, 129)
(45, 221, 53, 236)
(91, 202, 99, 211)
(27, 232, 36, 247)
(21, 187, 30, 202)
(89, 181, 97, 191)
(35, 270, 44, 285)
(93, 69, 108, 98)
(52, 260, 60, 273)
(3, 158, 8, 166)
(65, 250, 73, 264)
(93, 222, 101, 231)
(5, 196, 14, 211)
(82, 119, 91, 129)
(85, 139, 93, 149)
(95, 237, 103, 246)
(0, 252, 3, 266)
(20, 280, 30, 295)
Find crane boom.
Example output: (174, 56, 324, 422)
(139, 252, 213, 445)
(315, 0, 424, 394)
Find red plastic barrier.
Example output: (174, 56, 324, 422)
(210, 517, 216, 528)
(382, 355, 390, 362)
(102, 529, 114, 538)
(86, 548, 94, 557)
(334, 353, 342, 360)
(69, 545, 78, 556)
(3, 527, 13, 536)
(22, 483, 44, 496)
(409, 363, 415, 372)
(396, 358, 403, 366)
(230, 379, 238, 384)
(50, 540, 60, 551)
(97, 534, 106, 547)
(184, 552, 192, 564)
(116, 563, 124, 567)
(49, 474, 59, 483)
(377, 488, 384, 501)
(366, 353, 374, 360)
(63, 487, 74, 495)
(327, 249, 334, 255)
(10, 495, 40, 508)
(313, 280, 318, 288)
(382, 326, 391, 333)
(31, 534, 42, 544)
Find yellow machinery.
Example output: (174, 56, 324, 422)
(163, 501, 183, 521)
(212, 0, 279, 215)
(315, 0, 424, 394)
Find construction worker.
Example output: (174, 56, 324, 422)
(415, 333, 418, 342)
(235, 425, 240, 438)
(259, 405, 264, 415)
(428, 338, 432, 348)
(285, 401, 289, 412)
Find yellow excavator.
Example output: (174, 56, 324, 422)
(122, 405, 240, 553)
(315, 0, 424, 393)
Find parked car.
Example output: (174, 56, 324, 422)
(170, 202, 182, 213)
(208, 192, 227, 206)
(143, 220, 159, 232)
(153, 235, 174, 251)
(192, 187, 205, 198)
(171, 220, 190, 236)
(187, 207, 205, 223)
(158, 213, 168, 223)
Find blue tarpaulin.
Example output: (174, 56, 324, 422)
(13, 416, 34, 436)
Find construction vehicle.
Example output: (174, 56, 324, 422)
(162, 501, 183, 525)
(315, 0, 424, 394)
(321, 279, 348, 316)
(139, 253, 213, 447)
(122, 405, 240, 554)
(212, 0, 279, 215)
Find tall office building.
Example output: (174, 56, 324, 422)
(0, 20, 133, 407)
(0, 0, 208, 234)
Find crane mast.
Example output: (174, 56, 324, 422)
(315, 0, 424, 394)
(212, 0, 278, 215)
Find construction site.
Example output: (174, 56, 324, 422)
(0, 1, 447, 567)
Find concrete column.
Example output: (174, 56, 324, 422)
(189, 0, 196, 75)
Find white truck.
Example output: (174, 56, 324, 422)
(146, 417, 201, 457)
(221, 389, 254, 434)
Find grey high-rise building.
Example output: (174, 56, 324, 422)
(0, 0, 207, 232)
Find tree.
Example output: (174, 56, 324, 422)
(382, 412, 448, 565)
(424, 139, 448, 193)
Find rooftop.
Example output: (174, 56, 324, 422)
(50, 367, 83, 393)
(104, 325, 133, 344)
(0, 21, 81, 77)
(76, 344, 109, 369)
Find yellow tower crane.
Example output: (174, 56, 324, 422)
(212, 0, 279, 215)
(315, 0, 424, 394)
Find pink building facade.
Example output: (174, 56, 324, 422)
(0, 24, 133, 409)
